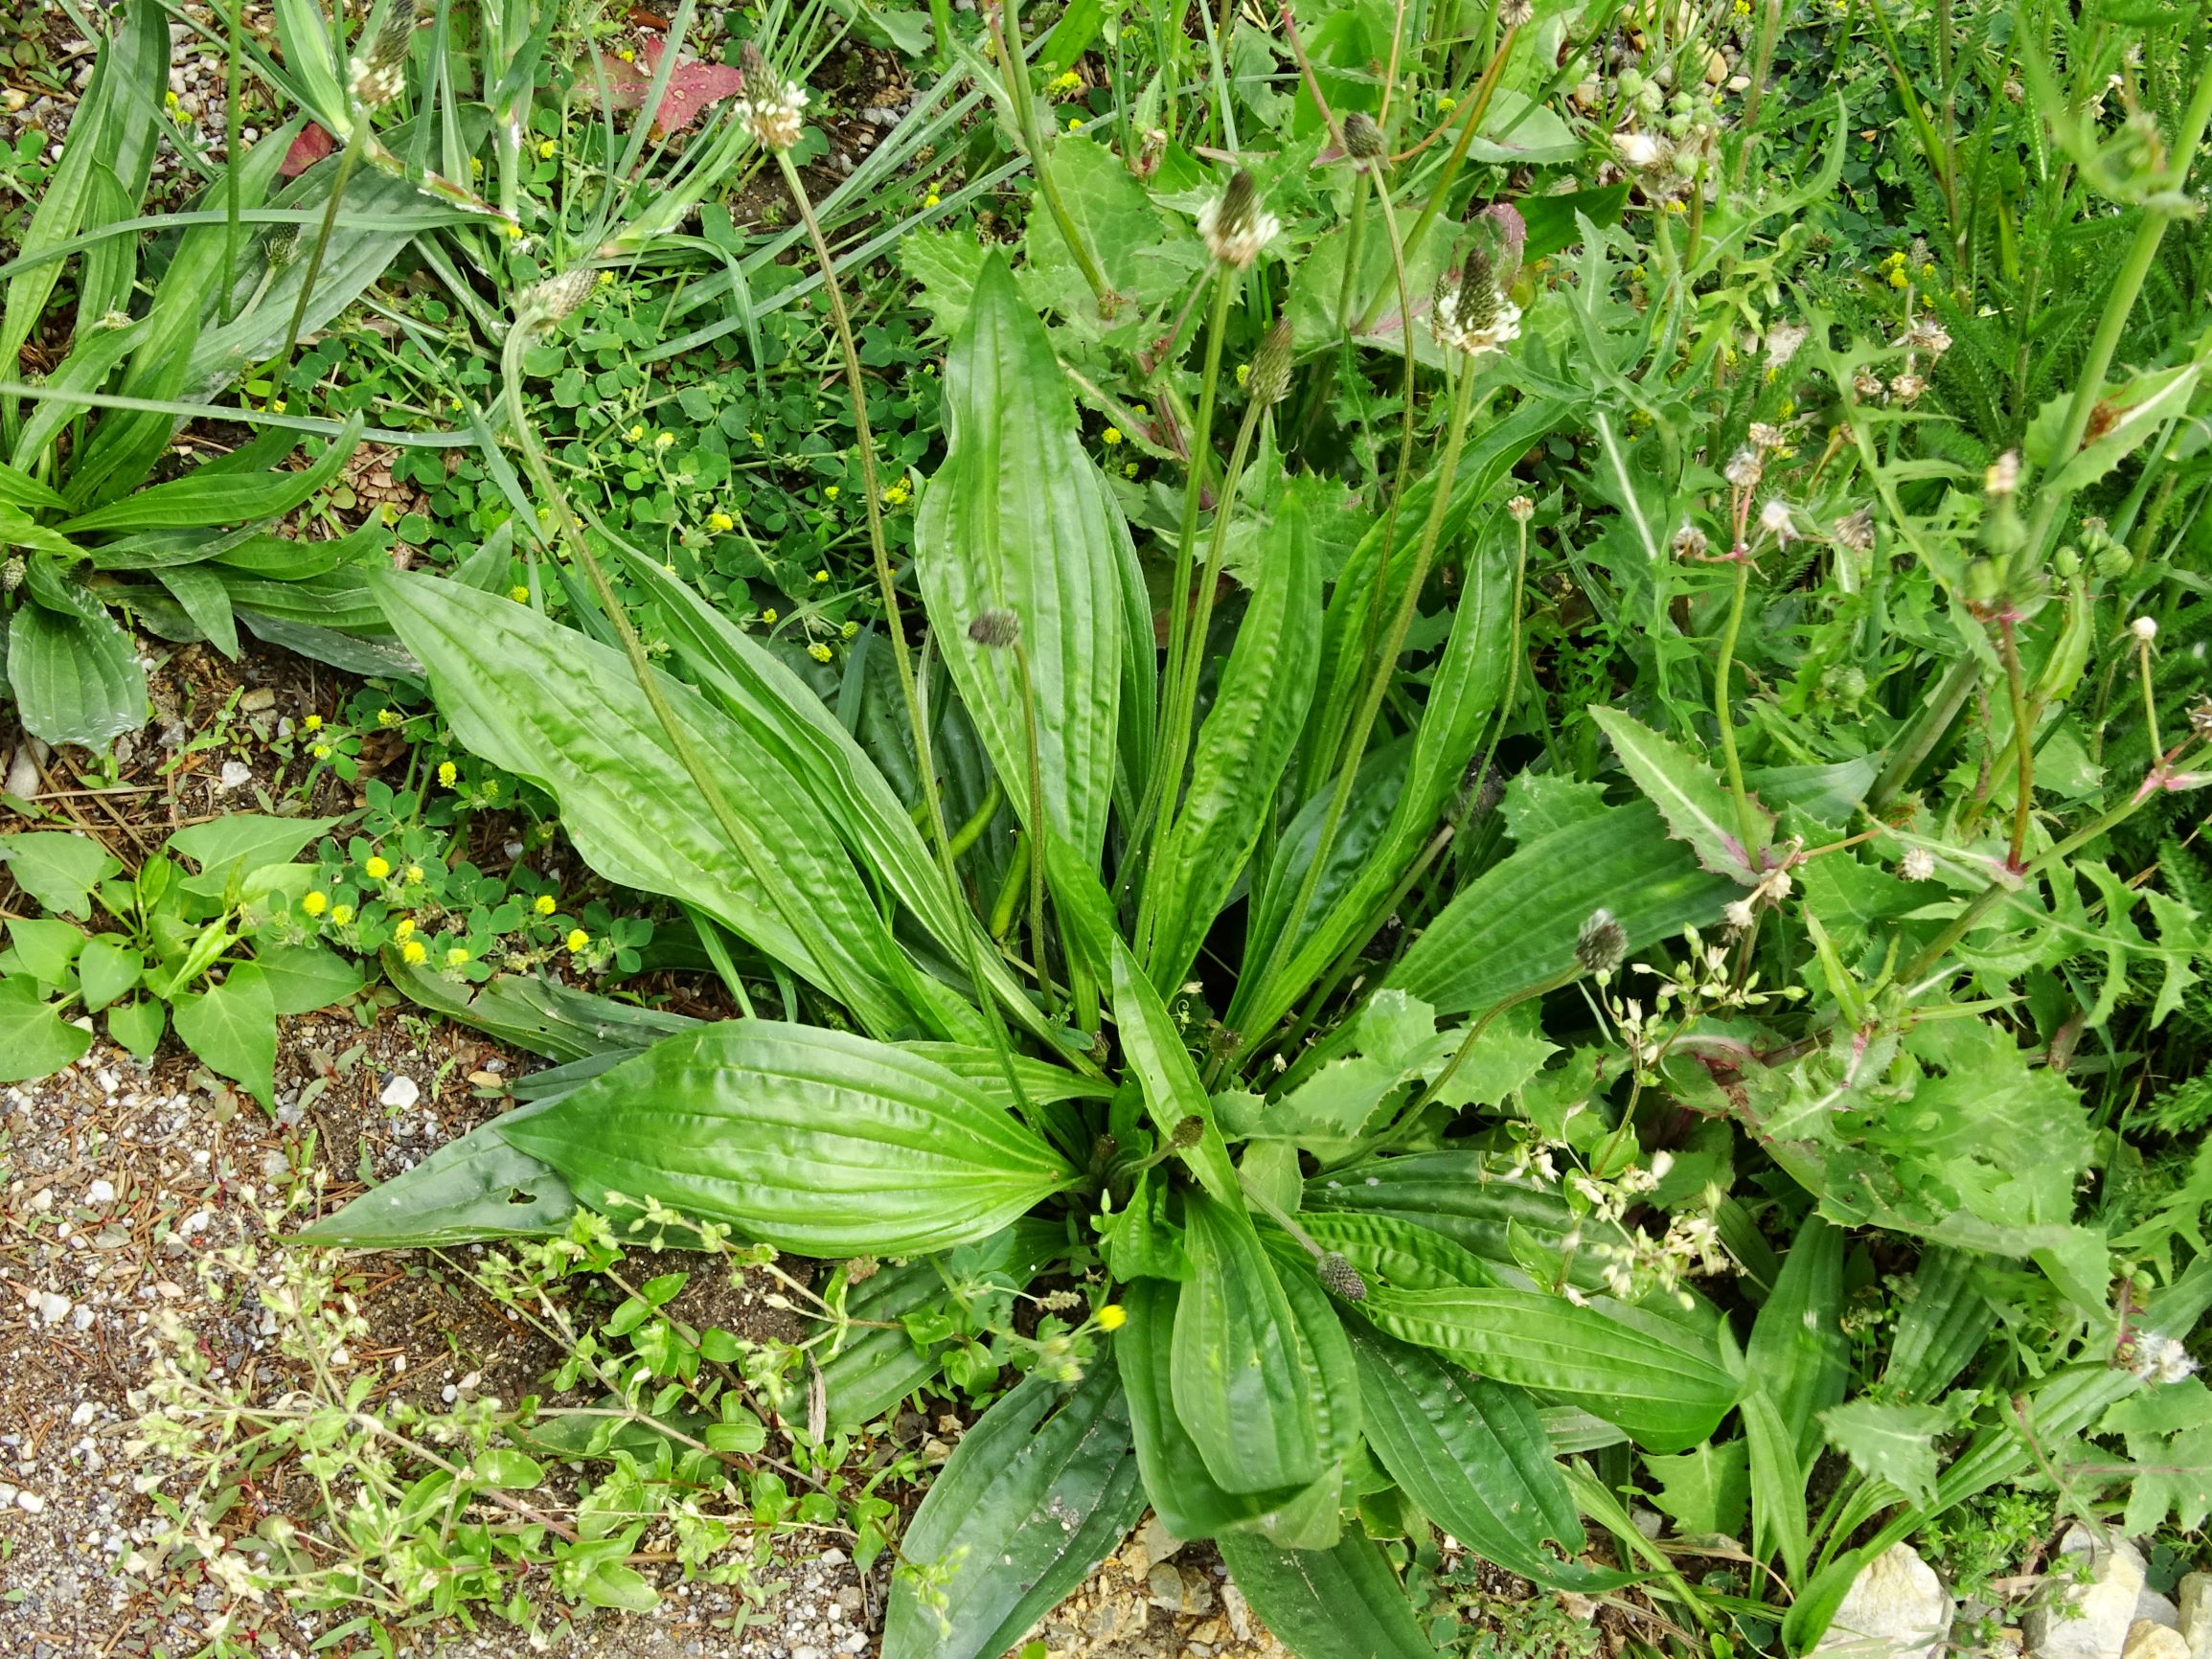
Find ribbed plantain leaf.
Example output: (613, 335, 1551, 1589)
(915, 254, 1124, 969)
(1387, 801, 1735, 1016)
(1144, 483, 1321, 992)
(1108, 936, 1243, 1205)
(1881, 1247, 1995, 1404)
(1745, 1212, 1848, 1470)
(1171, 1192, 1325, 1494)
(375, 570, 965, 1041)
(1355, 1284, 1739, 1451)
(499, 1021, 1073, 1256)
(1347, 1323, 1632, 1591)
(1214, 1532, 1441, 1659)
(881, 1367, 1144, 1659)
(59, 415, 365, 534)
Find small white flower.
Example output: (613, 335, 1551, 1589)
(2132, 616, 2158, 643)
(1723, 898, 1755, 930)
(1985, 450, 2020, 497)
(1723, 447, 1764, 490)
(1616, 131, 1668, 170)
(736, 80, 810, 152)
(1431, 284, 1522, 357)
(1196, 177, 1280, 269)
(2128, 1331, 2197, 1385)
(1900, 846, 1936, 882)
(1759, 497, 1796, 541)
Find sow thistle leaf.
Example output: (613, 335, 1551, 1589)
(1818, 1398, 1951, 1511)
(1589, 707, 1773, 884)
(1642, 1438, 1750, 1538)
(881, 1367, 1144, 1659)
(499, 1022, 1074, 1257)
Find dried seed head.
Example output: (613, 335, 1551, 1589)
(1247, 316, 1293, 407)
(1746, 421, 1788, 451)
(1198, 170, 1279, 268)
(1899, 846, 1935, 882)
(1853, 371, 1887, 402)
(1889, 372, 1927, 404)
(1132, 126, 1167, 178)
(1575, 908, 1628, 976)
(1830, 506, 1876, 553)
(1316, 1252, 1368, 1302)
(1758, 497, 1797, 542)
(2188, 696, 2212, 741)
(1672, 521, 1711, 560)
(1343, 111, 1385, 163)
(1507, 494, 1536, 523)
(1723, 447, 1764, 490)
(1498, 0, 1535, 24)
(1897, 315, 1951, 356)
(2131, 616, 2157, 643)
(1171, 1115, 1206, 1149)
(968, 608, 1021, 648)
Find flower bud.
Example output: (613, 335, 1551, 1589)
(1198, 170, 1279, 268)
(1171, 1115, 1206, 1149)
(1343, 111, 1384, 164)
(1507, 494, 1535, 523)
(1246, 316, 1293, 407)
(349, 1, 421, 111)
(263, 223, 301, 271)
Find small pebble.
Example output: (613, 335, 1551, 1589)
(379, 1074, 421, 1110)
(85, 1178, 115, 1205)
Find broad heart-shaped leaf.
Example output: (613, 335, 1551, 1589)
(1214, 1532, 1442, 1659)
(499, 1022, 1074, 1257)
(254, 941, 362, 1016)
(1745, 1212, 1848, 1471)
(171, 963, 278, 1104)
(296, 1098, 581, 1247)
(1116, 1279, 1316, 1538)
(0, 831, 120, 917)
(76, 937, 144, 1011)
(1387, 800, 1735, 1017)
(916, 254, 1124, 971)
(1589, 707, 1773, 884)
(375, 571, 969, 1044)
(0, 975, 94, 1080)
(881, 1367, 1144, 1659)
(1143, 480, 1322, 994)
(1172, 1192, 1325, 1494)
(9, 595, 146, 752)
(106, 996, 164, 1059)
(169, 813, 341, 899)
(1355, 1284, 1739, 1451)
(1348, 1324, 1631, 1592)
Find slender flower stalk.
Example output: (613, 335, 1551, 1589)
(764, 141, 1045, 1103)
(985, 0, 1113, 312)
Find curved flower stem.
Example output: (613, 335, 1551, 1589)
(986, 0, 1112, 312)
(1011, 637, 1060, 1022)
(771, 149, 1041, 1103)
(268, 138, 362, 393)
(1713, 550, 1761, 852)
(1999, 617, 2036, 873)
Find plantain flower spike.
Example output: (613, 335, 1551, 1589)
(1575, 908, 1628, 977)
(735, 43, 810, 152)
(1317, 1252, 1368, 1302)
(521, 268, 595, 326)
(349, 0, 422, 112)
(1343, 111, 1385, 166)
(1432, 210, 1526, 358)
(1198, 170, 1279, 269)
(968, 608, 1021, 648)
(1247, 316, 1293, 407)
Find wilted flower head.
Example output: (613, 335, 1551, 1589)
(1853, 371, 1888, 402)
(1342, 111, 1385, 165)
(1899, 846, 1935, 882)
(1758, 497, 1797, 542)
(2126, 1330, 2197, 1385)
(968, 608, 1021, 648)
(735, 44, 809, 151)
(1723, 447, 1764, 490)
(1197, 170, 1279, 268)
(1722, 898, 1756, 931)
(1498, 0, 1535, 26)
(1896, 316, 1952, 356)
(1132, 127, 1167, 178)
(1831, 506, 1876, 552)
(2190, 696, 2212, 741)
(1507, 494, 1536, 523)
(1985, 450, 2020, 497)
(1747, 421, 1788, 451)
(1576, 908, 1628, 976)
(1616, 131, 1670, 171)
(1889, 372, 1927, 404)
(1673, 522, 1711, 560)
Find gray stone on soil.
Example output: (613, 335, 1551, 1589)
(1812, 1543, 1953, 1659)
(2140, 1591, 2182, 1633)
(2025, 1527, 2147, 1659)
(2178, 1576, 2212, 1659)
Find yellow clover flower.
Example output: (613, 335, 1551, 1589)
(566, 929, 589, 953)
(438, 761, 458, 787)
(445, 947, 469, 966)
(1096, 1304, 1127, 1331)
(708, 510, 735, 533)
(303, 891, 330, 917)
(394, 918, 415, 940)
(809, 643, 833, 663)
(509, 584, 531, 602)
(535, 894, 558, 916)
(331, 904, 354, 925)
(365, 855, 392, 880)
(401, 940, 427, 965)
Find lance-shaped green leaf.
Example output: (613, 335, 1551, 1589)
(1213, 1532, 1441, 1659)
(375, 570, 959, 1041)
(59, 416, 366, 534)
(1589, 707, 1773, 884)
(1115, 1279, 1314, 1538)
(1306, 1151, 1628, 1278)
(1355, 1284, 1739, 1451)
(1145, 483, 1321, 992)
(9, 586, 146, 752)
(1742, 1392, 1810, 1584)
(916, 254, 1124, 967)
(1171, 1191, 1324, 1494)
(295, 1098, 580, 1247)
(500, 1022, 1073, 1257)
(1881, 1248, 1995, 1404)
(1349, 1324, 1631, 1591)
(881, 1367, 1144, 1659)
(1746, 1212, 1848, 1471)
(1387, 801, 1734, 1016)
(1108, 936, 1242, 1205)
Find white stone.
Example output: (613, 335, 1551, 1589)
(2141, 1592, 2182, 1633)
(86, 1178, 114, 1205)
(1813, 1543, 1952, 1659)
(1140, 1511, 1185, 1567)
(2127, 1624, 2192, 1659)
(2178, 1579, 2212, 1659)
(2027, 1528, 2147, 1659)
(3, 747, 38, 798)
(379, 1074, 421, 1110)
(34, 1290, 72, 1325)
(16, 1489, 44, 1513)
(217, 760, 253, 791)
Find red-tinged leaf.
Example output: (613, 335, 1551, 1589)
(280, 123, 335, 177)
(590, 40, 746, 137)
